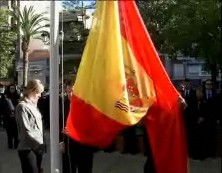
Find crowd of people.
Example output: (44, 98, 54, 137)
(0, 78, 221, 173)
(0, 79, 97, 173)
(177, 79, 222, 159)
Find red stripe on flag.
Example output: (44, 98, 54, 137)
(66, 95, 128, 148)
(118, 1, 188, 173)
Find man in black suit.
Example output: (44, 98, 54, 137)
(59, 81, 73, 173)
(197, 79, 220, 158)
(37, 90, 50, 129)
(59, 80, 97, 173)
(182, 79, 199, 158)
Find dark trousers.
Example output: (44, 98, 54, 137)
(6, 127, 18, 148)
(69, 139, 94, 173)
(18, 150, 43, 173)
(62, 152, 71, 173)
(122, 126, 138, 154)
(5, 118, 18, 149)
(144, 156, 156, 173)
(143, 128, 156, 173)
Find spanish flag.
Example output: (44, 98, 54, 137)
(66, 1, 188, 173)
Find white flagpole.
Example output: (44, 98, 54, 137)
(50, 1, 61, 173)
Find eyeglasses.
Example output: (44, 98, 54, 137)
(205, 83, 212, 85)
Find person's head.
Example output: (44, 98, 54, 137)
(9, 84, 16, 94)
(41, 89, 48, 98)
(4, 84, 18, 97)
(23, 79, 44, 104)
(183, 78, 191, 89)
(204, 79, 213, 91)
(177, 82, 185, 92)
(65, 79, 74, 100)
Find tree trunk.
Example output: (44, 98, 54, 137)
(23, 51, 29, 87)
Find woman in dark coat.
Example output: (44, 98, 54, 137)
(2, 84, 20, 149)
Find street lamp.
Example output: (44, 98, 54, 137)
(41, 30, 64, 45)
(41, 31, 50, 45)
(41, 31, 50, 44)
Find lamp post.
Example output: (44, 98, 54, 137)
(41, 31, 50, 45)
(41, 30, 64, 45)
(49, 2, 61, 173)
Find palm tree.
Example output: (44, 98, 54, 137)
(9, 6, 49, 87)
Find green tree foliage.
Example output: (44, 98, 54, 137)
(137, 0, 221, 81)
(62, 0, 95, 25)
(9, 6, 49, 86)
(61, 15, 87, 41)
(60, 11, 90, 55)
(62, 0, 95, 41)
(61, 1, 95, 55)
(62, 0, 96, 11)
(0, 9, 16, 79)
(137, 0, 177, 54)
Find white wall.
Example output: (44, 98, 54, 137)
(17, 60, 48, 86)
(85, 9, 94, 29)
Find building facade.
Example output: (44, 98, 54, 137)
(164, 56, 214, 86)
(16, 50, 50, 87)
(16, 1, 50, 86)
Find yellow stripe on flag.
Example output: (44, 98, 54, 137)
(73, 1, 156, 125)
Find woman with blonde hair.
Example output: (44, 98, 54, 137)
(16, 79, 45, 173)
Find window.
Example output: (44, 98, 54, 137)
(173, 63, 184, 78)
(187, 64, 201, 75)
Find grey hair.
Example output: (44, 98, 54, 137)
(23, 79, 44, 97)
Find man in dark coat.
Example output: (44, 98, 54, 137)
(59, 80, 97, 173)
(38, 90, 50, 129)
(2, 84, 20, 149)
(197, 79, 220, 158)
(182, 79, 199, 158)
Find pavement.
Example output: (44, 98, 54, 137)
(0, 129, 221, 173)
